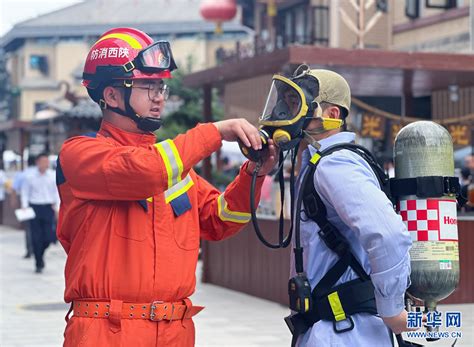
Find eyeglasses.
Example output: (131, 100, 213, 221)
(113, 83, 169, 101)
(134, 83, 169, 101)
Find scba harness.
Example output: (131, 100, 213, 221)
(286, 143, 391, 347)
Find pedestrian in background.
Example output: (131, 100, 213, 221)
(0, 162, 6, 225)
(21, 153, 59, 273)
(12, 156, 36, 258)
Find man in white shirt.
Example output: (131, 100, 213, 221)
(12, 157, 37, 258)
(21, 153, 60, 273)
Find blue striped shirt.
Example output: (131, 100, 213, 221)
(292, 132, 412, 346)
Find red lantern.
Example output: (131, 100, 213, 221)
(200, 0, 237, 34)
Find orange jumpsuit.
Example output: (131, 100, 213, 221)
(56, 120, 263, 347)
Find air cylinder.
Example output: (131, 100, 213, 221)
(393, 121, 459, 312)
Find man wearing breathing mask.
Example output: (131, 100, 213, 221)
(277, 67, 414, 346)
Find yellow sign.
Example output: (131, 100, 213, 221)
(361, 114, 385, 139)
(448, 124, 470, 146)
(267, 0, 277, 17)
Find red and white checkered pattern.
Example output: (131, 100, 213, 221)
(397, 199, 440, 242)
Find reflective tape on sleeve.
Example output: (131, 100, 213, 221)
(165, 174, 194, 204)
(154, 140, 184, 188)
(217, 194, 251, 224)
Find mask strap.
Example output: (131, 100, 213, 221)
(293, 64, 311, 79)
(303, 131, 321, 150)
(278, 151, 285, 244)
(288, 145, 299, 243)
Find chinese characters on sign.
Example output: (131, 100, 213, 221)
(361, 114, 385, 139)
(359, 117, 471, 149)
(447, 124, 471, 146)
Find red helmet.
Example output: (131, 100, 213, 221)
(82, 27, 177, 90)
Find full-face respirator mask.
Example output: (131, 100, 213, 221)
(239, 65, 344, 162)
(240, 64, 337, 249)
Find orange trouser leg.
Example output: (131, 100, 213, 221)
(63, 317, 195, 347)
(156, 318, 195, 347)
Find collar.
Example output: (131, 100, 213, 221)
(34, 167, 49, 176)
(301, 132, 356, 166)
(97, 120, 157, 146)
(307, 132, 356, 157)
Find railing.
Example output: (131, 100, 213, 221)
(216, 35, 329, 64)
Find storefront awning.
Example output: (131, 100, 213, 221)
(184, 45, 474, 97)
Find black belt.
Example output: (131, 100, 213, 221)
(285, 278, 377, 347)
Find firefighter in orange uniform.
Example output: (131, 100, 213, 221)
(56, 27, 277, 347)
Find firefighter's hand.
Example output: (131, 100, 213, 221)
(246, 139, 278, 176)
(214, 119, 262, 151)
(382, 310, 423, 334)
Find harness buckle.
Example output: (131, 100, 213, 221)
(318, 224, 348, 257)
(332, 315, 354, 334)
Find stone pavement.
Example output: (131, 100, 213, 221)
(1, 225, 473, 347)
(0, 225, 290, 347)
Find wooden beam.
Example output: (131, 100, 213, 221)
(183, 47, 290, 87)
(184, 46, 474, 97)
(288, 46, 474, 71)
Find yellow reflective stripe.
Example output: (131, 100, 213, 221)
(168, 141, 184, 183)
(165, 174, 194, 203)
(155, 143, 173, 188)
(217, 194, 251, 224)
(146, 197, 153, 202)
(310, 153, 321, 164)
(328, 291, 346, 322)
(154, 140, 184, 188)
(95, 33, 143, 49)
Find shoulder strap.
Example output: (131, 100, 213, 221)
(302, 143, 388, 291)
(319, 143, 390, 195)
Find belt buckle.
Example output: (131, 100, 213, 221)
(150, 301, 163, 321)
(150, 301, 175, 321)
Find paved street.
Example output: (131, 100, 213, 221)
(1, 225, 473, 347)
(0, 226, 290, 346)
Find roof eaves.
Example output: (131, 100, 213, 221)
(1, 22, 251, 49)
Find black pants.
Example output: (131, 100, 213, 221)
(24, 221, 33, 256)
(29, 204, 54, 269)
